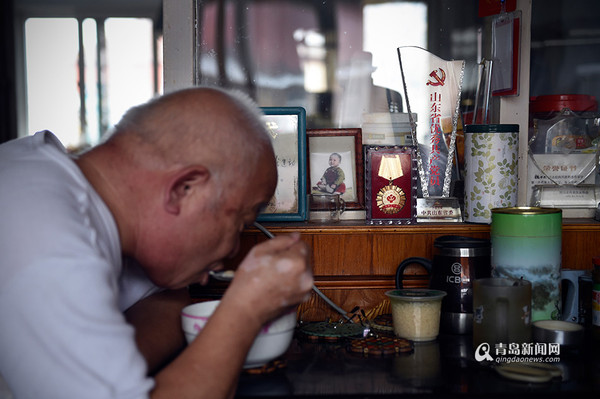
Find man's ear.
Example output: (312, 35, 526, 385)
(165, 166, 210, 215)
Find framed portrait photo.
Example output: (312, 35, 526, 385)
(307, 128, 364, 210)
(257, 107, 308, 222)
(364, 145, 417, 224)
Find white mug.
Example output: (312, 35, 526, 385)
(560, 269, 587, 323)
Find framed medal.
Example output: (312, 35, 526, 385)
(257, 107, 308, 222)
(364, 146, 417, 224)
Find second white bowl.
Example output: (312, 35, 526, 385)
(181, 300, 296, 368)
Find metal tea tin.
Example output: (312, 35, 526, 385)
(491, 207, 562, 322)
(464, 124, 519, 224)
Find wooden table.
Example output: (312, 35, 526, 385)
(235, 329, 600, 398)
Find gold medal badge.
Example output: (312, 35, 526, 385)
(376, 184, 406, 214)
(376, 154, 406, 215)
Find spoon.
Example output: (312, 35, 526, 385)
(208, 222, 275, 282)
(254, 222, 353, 322)
(208, 222, 353, 322)
(207, 223, 274, 282)
(209, 270, 235, 281)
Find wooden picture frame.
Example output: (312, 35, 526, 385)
(364, 145, 417, 224)
(307, 128, 364, 210)
(257, 107, 308, 222)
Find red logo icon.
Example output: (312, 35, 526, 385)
(427, 68, 446, 86)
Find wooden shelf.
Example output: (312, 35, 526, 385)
(254, 218, 600, 232)
(200, 219, 600, 321)
(250, 219, 600, 269)
(251, 220, 492, 234)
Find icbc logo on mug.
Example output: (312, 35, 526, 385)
(446, 262, 467, 284)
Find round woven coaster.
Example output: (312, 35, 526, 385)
(371, 313, 394, 332)
(299, 321, 365, 342)
(243, 359, 287, 375)
(348, 336, 413, 357)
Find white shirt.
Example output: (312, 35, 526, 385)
(0, 131, 157, 398)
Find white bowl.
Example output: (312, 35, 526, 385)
(181, 300, 296, 368)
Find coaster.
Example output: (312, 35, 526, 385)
(371, 313, 394, 332)
(299, 321, 366, 342)
(348, 336, 413, 357)
(243, 359, 287, 375)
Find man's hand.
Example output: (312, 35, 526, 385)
(223, 233, 313, 327)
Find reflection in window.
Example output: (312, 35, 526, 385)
(194, 1, 485, 129)
(194, 1, 432, 128)
(24, 17, 162, 150)
(363, 2, 427, 95)
(294, 29, 328, 94)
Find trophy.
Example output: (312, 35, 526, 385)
(529, 110, 600, 217)
(397, 46, 465, 222)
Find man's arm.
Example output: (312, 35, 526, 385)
(149, 234, 313, 399)
(124, 285, 254, 399)
(124, 288, 191, 375)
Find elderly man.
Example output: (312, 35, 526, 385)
(0, 87, 313, 398)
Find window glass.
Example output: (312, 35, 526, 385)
(194, 0, 480, 129)
(82, 18, 99, 144)
(363, 2, 427, 93)
(24, 16, 161, 149)
(25, 18, 80, 148)
(105, 18, 156, 129)
(530, 0, 600, 99)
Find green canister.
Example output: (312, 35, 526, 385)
(491, 207, 562, 322)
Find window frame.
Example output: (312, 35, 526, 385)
(13, 1, 163, 142)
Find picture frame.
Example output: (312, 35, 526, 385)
(364, 145, 417, 224)
(307, 128, 364, 210)
(257, 107, 308, 222)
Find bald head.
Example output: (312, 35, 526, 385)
(76, 88, 278, 284)
(106, 87, 274, 183)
